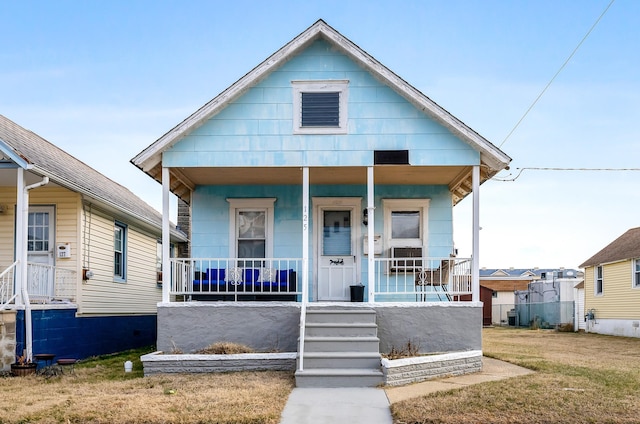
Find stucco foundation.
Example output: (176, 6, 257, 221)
(157, 302, 483, 355)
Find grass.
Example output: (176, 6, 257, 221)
(391, 327, 640, 424)
(0, 346, 295, 424)
(3, 328, 640, 423)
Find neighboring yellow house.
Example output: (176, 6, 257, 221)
(0, 114, 186, 369)
(580, 227, 640, 338)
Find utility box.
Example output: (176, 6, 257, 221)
(363, 235, 382, 255)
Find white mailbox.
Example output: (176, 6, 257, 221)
(57, 243, 71, 259)
(363, 235, 383, 255)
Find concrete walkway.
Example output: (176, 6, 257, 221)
(280, 357, 533, 423)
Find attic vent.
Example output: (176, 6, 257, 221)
(301, 92, 340, 127)
(374, 150, 409, 165)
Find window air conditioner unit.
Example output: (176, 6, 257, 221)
(390, 247, 423, 272)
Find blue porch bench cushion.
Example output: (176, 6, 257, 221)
(192, 268, 296, 293)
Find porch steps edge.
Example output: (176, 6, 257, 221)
(294, 368, 384, 388)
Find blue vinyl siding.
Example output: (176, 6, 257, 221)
(164, 39, 477, 169)
(16, 309, 156, 362)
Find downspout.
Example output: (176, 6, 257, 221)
(21, 175, 49, 362)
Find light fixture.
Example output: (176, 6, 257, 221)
(362, 208, 368, 226)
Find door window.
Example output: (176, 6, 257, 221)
(322, 210, 351, 256)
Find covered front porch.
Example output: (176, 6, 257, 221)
(158, 164, 486, 306)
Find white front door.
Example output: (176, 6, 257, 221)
(315, 199, 359, 301)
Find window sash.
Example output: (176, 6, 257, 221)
(114, 224, 126, 279)
(595, 266, 603, 295)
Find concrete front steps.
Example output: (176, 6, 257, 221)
(295, 307, 383, 388)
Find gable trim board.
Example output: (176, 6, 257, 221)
(132, 20, 511, 201)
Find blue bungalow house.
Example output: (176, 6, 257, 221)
(133, 20, 511, 387)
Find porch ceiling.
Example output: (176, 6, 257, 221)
(146, 164, 486, 206)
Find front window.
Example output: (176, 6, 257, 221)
(634, 259, 640, 288)
(292, 80, 348, 134)
(383, 199, 429, 250)
(595, 265, 603, 295)
(228, 198, 275, 265)
(114, 222, 126, 281)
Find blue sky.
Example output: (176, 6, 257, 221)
(1, 0, 637, 269)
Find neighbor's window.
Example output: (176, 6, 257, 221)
(634, 259, 640, 288)
(595, 265, 603, 295)
(114, 222, 127, 281)
(292, 80, 348, 134)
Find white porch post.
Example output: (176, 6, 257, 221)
(472, 165, 480, 302)
(15, 168, 24, 307)
(162, 167, 170, 304)
(301, 167, 309, 305)
(367, 166, 375, 303)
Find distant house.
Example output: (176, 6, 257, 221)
(580, 227, 640, 338)
(0, 114, 186, 370)
(132, 20, 511, 387)
(479, 269, 534, 325)
(480, 268, 583, 329)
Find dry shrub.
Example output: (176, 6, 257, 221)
(195, 341, 255, 354)
(383, 340, 421, 359)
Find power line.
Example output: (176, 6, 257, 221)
(494, 166, 640, 182)
(499, 0, 616, 148)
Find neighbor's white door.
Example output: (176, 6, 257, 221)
(317, 206, 357, 301)
(26, 206, 55, 298)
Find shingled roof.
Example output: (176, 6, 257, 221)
(579, 227, 640, 268)
(0, 114, 186, 241)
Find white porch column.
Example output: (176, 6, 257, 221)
(472, 165, 480, 302)
(301, 167, 309, 305)
(162, 167, 170, 304)
(15, 168, 25, 307)
(367, 166, 375, 303)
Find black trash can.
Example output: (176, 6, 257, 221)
(350, 284, 364, 302)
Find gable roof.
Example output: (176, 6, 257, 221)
(132, 19, 511, 201)
(579, 227, 640, 268)
(0, 114, 186, 241)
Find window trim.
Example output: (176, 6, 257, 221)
(114, 221, 127, 282)
(633, 259, 640, 289)
(594, 265, 603, 296)
(292, 80, 349, 134)
(382, 199, 430, 252)
(227, 198, 276, 259)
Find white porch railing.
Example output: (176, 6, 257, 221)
(0, 261, 18, 308)
(373, 257, 472, 301)
(26, 262, 76, 303)
(167, 256, 473, 303)
(170, 258, 302, 301)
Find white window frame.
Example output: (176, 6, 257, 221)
(595, 265, 603, 296)
(292, 80, 349, 134)
(382, 199, 430, 252)
(114, 221, 127, 282)
(633, 259, 640, 289)
(227, 198, 276, 259)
